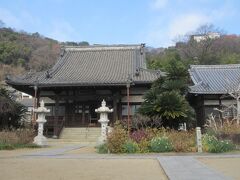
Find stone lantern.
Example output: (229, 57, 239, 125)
(95, 100, 113, 144)
(33, 100, 50, 146)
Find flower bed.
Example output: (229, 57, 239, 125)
(96, 123, 238, 154)
(96, 125, 197, 153)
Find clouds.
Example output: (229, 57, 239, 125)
(0, 7, 41, 31)
(150, 0, 168, 10)
(0, 7, 79, 42)
(168, 13, 209, 39)
(145, 0, 237, 47)
(0, 8, 22, 28)
(145, 13, 210, 47)
(47, 20, 79, 42)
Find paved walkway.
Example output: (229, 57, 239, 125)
(23, 145, 85, 156)
(20, 144, 239, 179)
(158, 156, 230, 180)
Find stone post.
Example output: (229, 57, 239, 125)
(196, 127, 202, 153)
(33, 100, 50, 146)
(237, 97, 240, 125)
(95, 100, 113, 144)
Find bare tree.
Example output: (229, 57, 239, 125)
(226, 83, 240, 124)
(214, 78, 240, 125)
(176, 24, 224, 64)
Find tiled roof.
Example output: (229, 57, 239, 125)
(6, 44, 160, 87)
(189, 64, 240, 94)
(18, 98, 33, 107)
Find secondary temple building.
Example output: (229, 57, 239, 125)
(6, 44, 160, 136)
(188, 64, 240, 127)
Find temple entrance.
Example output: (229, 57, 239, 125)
(65, 102, 98, 127)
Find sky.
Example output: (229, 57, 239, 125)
(0, 0, 239, 47)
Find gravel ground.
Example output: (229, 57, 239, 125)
(199, 157, 240, 179)
(2, 144, 240, 180)
(0, 158, 167, 180)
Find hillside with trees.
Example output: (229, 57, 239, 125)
(0, 21, 90, 81)
(0, 27, 61, 81)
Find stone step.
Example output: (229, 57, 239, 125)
(48, 139, 98, 143)
(60, 135, 99, 138)
(61, 133, 100, 136)
(47, 139, 97, 144)
(59, 127, 101, 143)
(61, 135, 99, 138)
(63, 130, 101, 133)
(56, 140, 97, 143)
(63, 128, 100, 130)
(62, 132, 100, 134)
(62, 128, 100, 133)
(60, 133, 100, 136)
(61, 137, 98, 141)
(62, 132, 100, 135)
(62, 134, 100, 137)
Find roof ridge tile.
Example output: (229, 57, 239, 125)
(190, 64, 240, 69)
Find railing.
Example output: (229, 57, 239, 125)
(56, 117, 65, 138)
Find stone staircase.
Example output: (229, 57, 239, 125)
(48, 127, 101, 144)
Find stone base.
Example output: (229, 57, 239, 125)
(97, 136, 106, 146)
(33, 135, 48, 146)
(52, 135, 58, 139)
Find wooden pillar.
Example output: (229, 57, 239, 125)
(127, 83, 130, 135)
(53, 95, 59, 138)
(113, 91, 119, 122)
(32, 85, 38, 125)
(36, 89, 40, 107)
(199, 95, 205, 127)
(218, 95, 223, 120)
(65, 90, 69, 126)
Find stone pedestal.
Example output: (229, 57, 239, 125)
(33, 100, 50, 146)
(95, 100, 113, 145)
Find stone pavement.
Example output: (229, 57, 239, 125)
(21, 144, 239, 179)
(23, 144, 85, 156)
(158, 156, 230, 180)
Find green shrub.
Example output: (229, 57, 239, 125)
(0, 143, 39, 150)
(138, 139, 150, 153)
(123, 140, 139, 153)
(150, 136, 173, 152)
(202, 134, 235, 153)
(96, 143, 108, 154)
(0, 143, 15, 150)
(13, 143, 40, 149)
(107, 127, 128, 153)
(145, 128, 167, 140)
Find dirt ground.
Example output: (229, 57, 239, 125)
(199, 157, 240, 179)
(65, 146, 96, 154)
(3, 144, 240, 180)
(0, 158, 167, 180)
(0, 145, 62, 158)
(0, 148, 44, 158)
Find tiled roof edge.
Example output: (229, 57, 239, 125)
(139, 68, 164, 76)
(190, 64, 240, 69)
(189, 68, 203, 85)
(63, 44, 143, 51)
